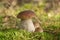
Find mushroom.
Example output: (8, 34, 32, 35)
(17, 10, 35, 32)
(33, 22, 43, 32)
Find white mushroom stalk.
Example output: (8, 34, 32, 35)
(21, 19, 35, 32)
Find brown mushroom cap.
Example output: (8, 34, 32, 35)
(17, 10, 35, 19)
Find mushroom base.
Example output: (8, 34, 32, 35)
(20, 19, 35, 32)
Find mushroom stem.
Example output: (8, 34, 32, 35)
(20, 19, 35, 32)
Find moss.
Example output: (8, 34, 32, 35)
(0, 29, 58, 40)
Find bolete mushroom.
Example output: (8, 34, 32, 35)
(17, 10, 35, 32)
(33, 22, 43, 32)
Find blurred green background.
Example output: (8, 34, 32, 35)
(0, 0, 60, 40)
